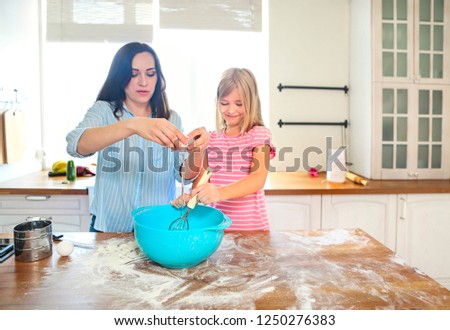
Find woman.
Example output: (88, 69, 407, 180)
(66, 42, 208, 232)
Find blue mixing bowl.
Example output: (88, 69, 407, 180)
(132, 204, 232, 268)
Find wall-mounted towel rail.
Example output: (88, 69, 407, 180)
(277, 83, 349, 94)
(278, 119, 348, 128)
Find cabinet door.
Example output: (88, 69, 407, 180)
(396, 193, 450, 290)
(373, 0, 450, 84)
(413, 0, 450, 85)
(373, 83, 450, 179)
(321, 194, 397, 250)
(373, 0, 414, 83)
(265, 195, 321, 231)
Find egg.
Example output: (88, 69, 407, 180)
(56, 241, 74, 257)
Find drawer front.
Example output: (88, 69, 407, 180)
(0, 214, 91, 233)
(0, 195, 89, 215)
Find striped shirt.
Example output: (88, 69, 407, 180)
(207, 126, 276, 231)
(66, 101, 187, 232)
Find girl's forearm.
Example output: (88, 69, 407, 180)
(215, 145, 271, 201)
(217, 170, 267, 201)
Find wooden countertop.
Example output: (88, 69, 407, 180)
(264, 171, 450, 195)
(1, 170, 450, 196)
(0, 171, 95, 195)
(1, 229, 449, 310)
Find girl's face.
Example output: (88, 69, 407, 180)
(124, 52, 158, 109)
(219, 88, 245, 134)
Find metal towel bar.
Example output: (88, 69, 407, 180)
(277, 83, 349, 94)
(278, 119, 348, 128)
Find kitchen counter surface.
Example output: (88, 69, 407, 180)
(264, 171, 450, 195)
(0, 171, 95, 195)
(1, 228, 449, 310)
(1, 170, 450, 196)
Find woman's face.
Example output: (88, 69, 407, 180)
(124, 51, 158, 108)
(219, 87, 245, 133)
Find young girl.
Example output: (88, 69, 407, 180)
(173, 68, 275, 230)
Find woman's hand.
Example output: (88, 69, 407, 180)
(190, 183, 221, 205)
(130, 117, 188, 149)
(76, 117, 188, 155)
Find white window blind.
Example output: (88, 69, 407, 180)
(159, 0, 262, 31)
(46, 0, 153, 42)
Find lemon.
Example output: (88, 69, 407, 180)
(52, 160, 67, 173)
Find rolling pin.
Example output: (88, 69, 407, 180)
(346, 172, 369, 186)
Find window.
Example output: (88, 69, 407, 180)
(46, 0, 153, 42)
(41, 0, 267, 164)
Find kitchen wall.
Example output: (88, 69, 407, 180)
(0, 0, 351, 182)
(0, 0, 43, 182)
(269, 0, 350, 172)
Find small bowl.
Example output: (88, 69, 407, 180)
(132, 204, 232, 268)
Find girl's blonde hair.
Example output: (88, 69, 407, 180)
(215, 68, 264, 135)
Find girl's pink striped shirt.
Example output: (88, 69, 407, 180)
(207, 126, 276, 231)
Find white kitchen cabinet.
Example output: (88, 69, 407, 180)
(372, 82, 450, 180)
(349, 0, 450, 179)
(373, 0, 450, 84)
(0, 194, 90, 233)
(396, 193, 450, 289)
(321, 194, 398, 250)
(265, 195, 321, 230)
(321, 192, 450, 289)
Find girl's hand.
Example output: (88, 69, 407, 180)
(187, 127, 209, 153)
(170, 193, 191, 209)
(190, 183, 221, 205)
(129, 117, 188, 149)
(183, 127, 209, 179)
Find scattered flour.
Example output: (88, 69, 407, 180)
(41, 229, 447, 310)
(284, 228, 370, 247)
(391, 255, 408, 266)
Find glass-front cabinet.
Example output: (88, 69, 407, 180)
(374, 0, 449, 83)
(373, 83, 450, 179)
(371, 0, 450, 179)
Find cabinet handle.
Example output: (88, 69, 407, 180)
(25, 195, 51, 201)
(408, 172, 419, 179)
(399, 197, 406, 221)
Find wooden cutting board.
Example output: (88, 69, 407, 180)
(1, 109, 25, 164)
(0, 110, 5, 164)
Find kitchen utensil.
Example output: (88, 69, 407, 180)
(175, 137, 194, 208)
(179, 151, 187, 208)
(0, 238, 14, 263)
(0, 110, 5, 164)
(1, 109, 25, 163)
(168, 167, 213, 231)
(132, 204, 231, 268)
(13, 216, 53, 262)
(345, 171, 369, 186)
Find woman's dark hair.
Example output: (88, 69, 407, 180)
(96, 42, 170, 120)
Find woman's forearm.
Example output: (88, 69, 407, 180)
(77, 119, 134, 156)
